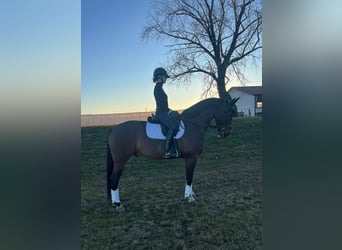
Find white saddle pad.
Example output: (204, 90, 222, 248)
(146, 121, 185, 140)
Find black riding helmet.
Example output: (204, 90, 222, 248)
(153, 67, 170, 82)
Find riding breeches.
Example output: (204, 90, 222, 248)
(155, 110, 177, 130)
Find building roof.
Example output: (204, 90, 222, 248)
(228, 86, 262, 95)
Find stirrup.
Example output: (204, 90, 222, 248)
(163, 151, 179, 159)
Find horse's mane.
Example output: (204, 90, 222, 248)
(181, 98, 221, 118)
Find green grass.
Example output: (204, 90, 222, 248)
(81, 117, 262, 249)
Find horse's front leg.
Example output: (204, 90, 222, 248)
(184, 156, 197, 203)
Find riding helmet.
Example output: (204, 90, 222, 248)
(153, 67, 170, 82)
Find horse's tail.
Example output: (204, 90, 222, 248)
(106, 141, 114, 202)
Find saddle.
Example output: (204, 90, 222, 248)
(147, 115, 170, 137)
(147, 113, 184, 158)
(147, 111, 181, 137)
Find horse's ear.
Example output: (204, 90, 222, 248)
(230, 97, 240, 105)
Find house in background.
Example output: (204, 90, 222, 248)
(227, 86, 262, 117)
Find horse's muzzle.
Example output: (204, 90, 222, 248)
(217, 125, 232, 138)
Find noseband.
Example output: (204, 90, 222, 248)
(217, 123, 232, 137)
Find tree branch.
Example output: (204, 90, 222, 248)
(142, 0, 262, 97)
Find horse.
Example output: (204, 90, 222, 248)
(106, 97, 239, 211)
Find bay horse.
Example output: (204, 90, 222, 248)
(107, 97, 239, 211)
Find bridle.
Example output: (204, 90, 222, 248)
(216, 97, 240, 137)
(214, 102, 233, 137)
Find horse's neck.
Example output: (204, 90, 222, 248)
(182, 98, 221, 129)
(192, 111, 214, 126)
(182, 107, 214, 128)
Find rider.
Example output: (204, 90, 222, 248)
(153, 67, 178, 158)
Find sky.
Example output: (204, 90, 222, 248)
(82, 0, 262, 115)
(0, 0, 80, 122)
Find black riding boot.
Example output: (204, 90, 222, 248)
(163, 128, 177, 158)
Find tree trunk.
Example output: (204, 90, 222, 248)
(217, 67, 228, 98)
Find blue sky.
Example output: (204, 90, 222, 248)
(81, 0, 262, 114)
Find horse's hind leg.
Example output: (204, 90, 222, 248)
(109, 161, 126, 211)
(184, 156, 197, 202)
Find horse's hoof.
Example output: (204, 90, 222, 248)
(185, 195, 196, 203)
(112, 202, 125, 212)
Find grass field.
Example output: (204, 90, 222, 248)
(81, 117, 262, 249)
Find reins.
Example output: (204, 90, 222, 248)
(180, 116, 214, 130)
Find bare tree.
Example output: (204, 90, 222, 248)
(142, 0, 262, 98)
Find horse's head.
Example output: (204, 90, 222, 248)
(214, 97, 240, 137)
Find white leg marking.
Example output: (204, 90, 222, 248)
(184, 184, 193, 198)
(111, 189, 120, 203)
(184, 183, 196, 203)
